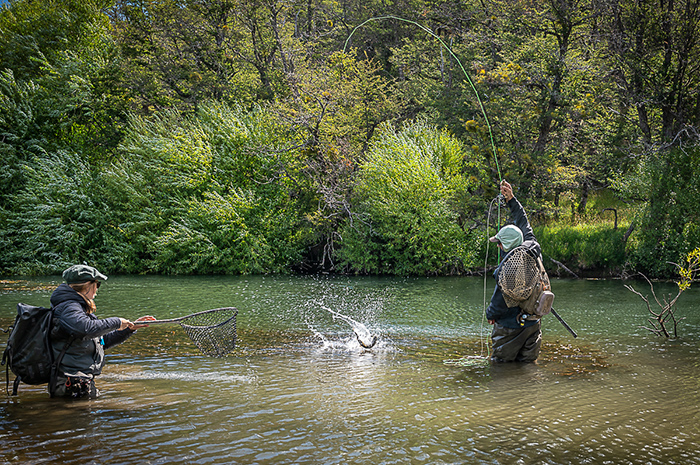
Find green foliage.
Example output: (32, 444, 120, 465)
(0, 70, 44, 207)
(337, 120, 483, 275)
(614, 146, 700, 277)
(112, 102, 313, 274)
(1, 0, 699, 278)
(0, 151, 116, 274)
(0, 102, 314, 275)
(0, 0, 128, 207)
(0, 0, 113, 81)
(537, 224, 628, 273)
(110, 0, 286, 111)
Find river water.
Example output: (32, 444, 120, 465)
(1, 274, 698, 464)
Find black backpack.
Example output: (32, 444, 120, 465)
(2, 303, 73, 396)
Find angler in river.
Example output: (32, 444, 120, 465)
(486, 180, 544, 362)
(49, 265, 155, 398)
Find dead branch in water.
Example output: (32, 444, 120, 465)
(624, 249, 700, 338)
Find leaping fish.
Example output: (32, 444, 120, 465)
(321, 305, 378, 349)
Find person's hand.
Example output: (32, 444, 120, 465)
(500, 180, 514, 201)
(118, 318, 133, 330)
(133, 315, 156, 329)
(488, 319, 495, 325)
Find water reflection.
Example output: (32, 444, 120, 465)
(1, 275, 699, 464)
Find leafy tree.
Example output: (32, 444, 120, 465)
(0, 0, 129, 206)
(0, 0, 113, 81)
(110, 0, 296, 111)
(274, 51, 404, 270)
(601, 0, 700, 275)
(613, 146, 700, 277)
(597, 0, 700, 146)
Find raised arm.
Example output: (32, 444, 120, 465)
(501, 180, 535, 242)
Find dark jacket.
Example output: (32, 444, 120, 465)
(486, 197, 542, 328)
(50, 283, 134, 378)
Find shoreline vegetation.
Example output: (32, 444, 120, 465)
(1, 1, 698, 281)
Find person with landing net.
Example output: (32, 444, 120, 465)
(49, 265, 155, 398)
(486, 180, 544, 362)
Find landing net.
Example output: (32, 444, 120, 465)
(498, 247, 544, 308)
(179, 307, 238, 357)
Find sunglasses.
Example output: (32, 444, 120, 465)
(92, 280, 102, 289)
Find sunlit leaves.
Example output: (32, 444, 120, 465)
(338, 120, 482, 275)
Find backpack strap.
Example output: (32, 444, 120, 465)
(46, 305, 73, 397)
(48, 336, 75, 398)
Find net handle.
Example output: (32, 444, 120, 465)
(139, 307, 238, 325)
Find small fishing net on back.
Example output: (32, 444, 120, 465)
(498, 247, 548, 308)
(176, 307, 238, 357)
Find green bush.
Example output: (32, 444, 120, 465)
(0, 150, 119, 274)
(337, 120, 484, 275)
(0, 102, 315, 275)
(114, 102, 313, 274)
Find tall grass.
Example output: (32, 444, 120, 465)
(536, 223, 628, 275)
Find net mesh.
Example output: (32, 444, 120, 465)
(498, 247, 547, 308)
(179, 307, 238, 357)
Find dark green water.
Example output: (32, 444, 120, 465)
(1, 275, 699, 464)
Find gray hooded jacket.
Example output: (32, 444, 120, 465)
(50, 283, 134, 378)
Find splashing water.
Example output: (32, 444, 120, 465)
(320, 305, 378, 349)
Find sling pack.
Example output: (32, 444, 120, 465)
(497, 246, 554, 324)
(2, 303, 73, 396)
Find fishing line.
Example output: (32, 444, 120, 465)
(342, 14, 503, 182)
(479, 195, 506, 358)
(344, 15, 505, 365)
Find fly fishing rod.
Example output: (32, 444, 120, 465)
(343, 14, 502, 182)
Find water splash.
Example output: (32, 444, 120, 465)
(320, 304, 378, 349)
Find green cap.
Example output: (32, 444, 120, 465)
(489, 225, 523, 252)
(62, 265, 108, 284)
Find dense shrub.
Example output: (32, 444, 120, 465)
(0, 151, 118, 274)
(337, 121, 485, 275)
(112, 102, 314, 274)
(614, 146, 700, 278)
(0, 102, 315, 275)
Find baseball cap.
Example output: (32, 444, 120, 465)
(62, 265, 108, 284)
(489, 225, 524, 252)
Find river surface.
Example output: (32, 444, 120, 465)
(0, 274, 698, 464)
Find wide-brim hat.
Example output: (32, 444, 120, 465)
(62, 265, 108, 284)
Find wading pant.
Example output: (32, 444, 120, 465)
(491, 320, 542, 362)
(50, 374, 99, 399)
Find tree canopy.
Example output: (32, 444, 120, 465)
(1, 0, 698, 277)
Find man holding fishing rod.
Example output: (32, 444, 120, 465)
(486, 180, 543, 362)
